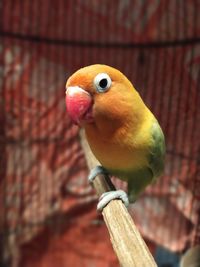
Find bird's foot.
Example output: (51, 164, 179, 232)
(88, 166, 128, 211)
(97, 190, 129, 211)
(88, 165, 109, 183)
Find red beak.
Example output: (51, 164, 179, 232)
(65, 86, 94, 125)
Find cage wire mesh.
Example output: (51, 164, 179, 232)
(0, 1, 200, 267)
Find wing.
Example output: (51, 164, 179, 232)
(148, 120, 165, 181)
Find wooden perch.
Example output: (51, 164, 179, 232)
(80, 130, 157, 267)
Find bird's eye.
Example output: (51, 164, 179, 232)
(93, 73, 112, 93)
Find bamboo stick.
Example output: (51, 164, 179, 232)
(180, 246, 200, 267)
(80, 130, 157, 267)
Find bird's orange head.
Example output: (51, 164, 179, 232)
(65, 64, 146, 138)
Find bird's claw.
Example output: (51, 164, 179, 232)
(97, 190, 129, 211)
(88, 166, 129, 211)
(88, 165, 109, 183)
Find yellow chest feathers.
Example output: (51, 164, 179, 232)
(85, 114, 154, 171)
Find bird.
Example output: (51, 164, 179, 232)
(65, 64, 165, 211)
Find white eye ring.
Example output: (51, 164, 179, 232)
(93, 73, 112, 93)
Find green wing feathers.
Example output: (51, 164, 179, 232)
(127, 120, 165, 202)
(148, 121, 165, 181)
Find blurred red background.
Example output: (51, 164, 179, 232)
(0, 1, 200, 267)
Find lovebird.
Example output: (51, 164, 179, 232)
(65, 64, 165, 211)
